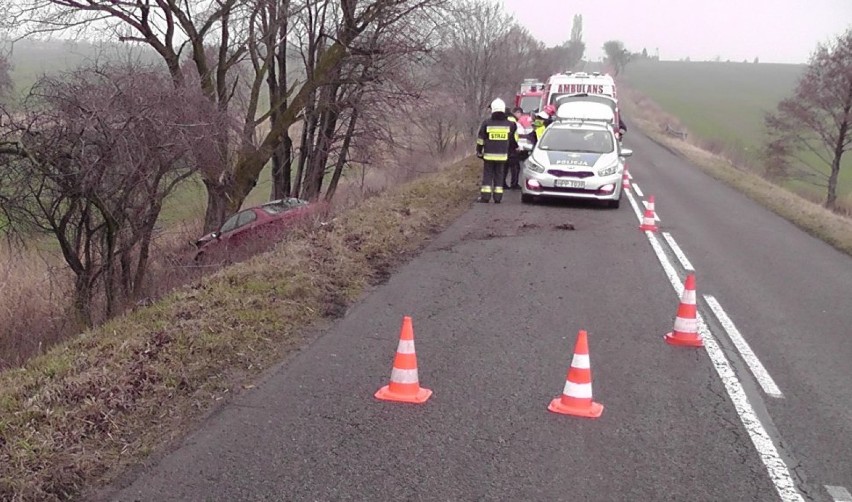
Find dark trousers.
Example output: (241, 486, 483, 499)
(504, 158, 520, 187)
(480, 161, 505, 202)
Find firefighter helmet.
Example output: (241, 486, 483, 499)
(544, 104, 557, 116)
(490, 98, 506, 113)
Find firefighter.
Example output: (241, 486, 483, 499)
(476, 98, 518, 203)
(531, 110, 549, 146)
(503, 107, 524, 189)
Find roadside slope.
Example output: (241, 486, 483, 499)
(0, 157, 479, 501)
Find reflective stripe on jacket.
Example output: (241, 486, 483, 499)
(476, 114, 518, 162)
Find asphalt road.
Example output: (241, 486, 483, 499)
(104, 130, 851, 502)
(624, 131, 852, 502)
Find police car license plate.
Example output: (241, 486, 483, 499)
(555, 179, 585, 188)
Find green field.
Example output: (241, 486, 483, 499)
(4, 39, 161, 102)
(621, 59, 852, 205)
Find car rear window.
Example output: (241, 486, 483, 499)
(262, 198, 308, 215)
(519, 96, 540, 112)
(261, 204, 287, 215)
(539, 128, 614, 154)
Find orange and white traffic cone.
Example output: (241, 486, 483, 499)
(639, 195, 658, 231)
(622, 165, 631, 190)
(664, 274, 704, 347)
(548, 330, 604, 418)
(375, 316, 432, 404)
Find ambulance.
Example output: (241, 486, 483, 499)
(539, 72, 617, 109)
(541, 72, 624, 139)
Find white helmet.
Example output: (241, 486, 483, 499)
(490, 98, 506, 113)
(536, 110, 549, 120)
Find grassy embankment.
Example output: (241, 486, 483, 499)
(619, 60, 852, 256)
(0, 156, 480, 501)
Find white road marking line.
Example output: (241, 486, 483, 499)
(826, 485, 852, 501)
(661, 232, 695, 272)
(704, 295, 784, 398)
(642, 200, 661, 221)
(627, 188, 644, 222)
(626, 190, 804, 502)
(627, 170, 633, 179)
(632, 183, 644, 197)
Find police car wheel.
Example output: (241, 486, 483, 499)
(607, 198, 621, 209)
(521, 193, 536, 204)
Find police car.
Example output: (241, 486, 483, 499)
(521, 119, 632, 208)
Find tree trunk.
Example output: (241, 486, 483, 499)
(73, 272, 94, 328)
(132, 215, 158, 301)
(826, 157, 840, 210)
(103, 246, 116, 318)
(325, 107, 359, 201)
(271, 138, 293, 200)
(825, 114, 849, 211)
(267, 54, 284, 200)
(281, 136, 293, 197)
(119, 247, 135, 305)
(303, 82, 341, 200)
(295, 102, 318, 198)
(202, 179, 233, 233)
(99, 212, 120, 318)
(270, 0, 291, 200)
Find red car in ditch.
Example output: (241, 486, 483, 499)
(193, 197, 316, 261)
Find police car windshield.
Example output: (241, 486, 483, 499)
(539, 128, 614, 154)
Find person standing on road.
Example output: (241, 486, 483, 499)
(476, 98, 518, 203)
(530, 110, 550, 147)
(503, 107, 524, 190)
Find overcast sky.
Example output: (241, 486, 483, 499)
(498, 0, 851, 64)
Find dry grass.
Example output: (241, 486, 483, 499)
(0, 155, 480, 501)
(0, 246, 75, 368)
(619, 86, 852, 257)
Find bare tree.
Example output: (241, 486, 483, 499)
(288, 0, 441, 201)
(0, 63, 224, 326)
(411, 87, 465, 156)
(6, 0, 445, 231)
(432, 0, 544, 136)
(603, 40, 630, 75)
(560, 14, 585, 70)
(765, 28, 852, 211)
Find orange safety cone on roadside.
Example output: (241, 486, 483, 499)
(622, 165, 631, 190)
(548, 330, 604, 418)
(664, 274, 704, 347)
(375, 316, 432, 404)
(639, 195, 659, 231)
